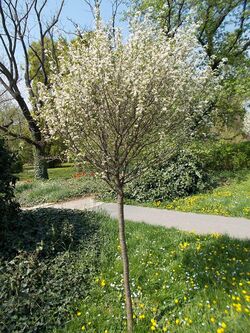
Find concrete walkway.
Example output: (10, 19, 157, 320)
(24, 197, 250, 240)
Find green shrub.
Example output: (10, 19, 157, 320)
(125, 149, 213, 202)
(0, 209, 104, 333)
(0, 139, 20, 226)
(199, 141, 250, 171)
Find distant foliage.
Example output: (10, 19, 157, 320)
(125, 149, 213, 202)
(0, 139, 19, 226)
(199, 141, 250, 172)
(125, 142, 250, 202)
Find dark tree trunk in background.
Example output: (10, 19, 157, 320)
(33, 145, 48, 180)
(16, 94, 49, 180)
(0, 1, 64, 181)
(117, 190, 133, 333)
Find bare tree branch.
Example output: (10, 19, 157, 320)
(0, 0, 65, 179)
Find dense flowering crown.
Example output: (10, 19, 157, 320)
(39, 20, 219, 183)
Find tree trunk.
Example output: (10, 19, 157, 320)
(117, 190, 133, 333)
(33, 145, 48, 180)
(14, 93, 49, 180)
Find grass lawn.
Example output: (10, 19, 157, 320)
(135, 171, 250, 219)
(57, 217, 250, 333)
(16, 163, 75, 181)
(1, 209, 249, 333)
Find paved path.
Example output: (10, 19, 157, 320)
(24, 198, 250, 240)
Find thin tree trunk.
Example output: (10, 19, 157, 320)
(117, 190, 133, 333)
(33, 145, 48, 180)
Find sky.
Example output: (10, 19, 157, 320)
(50, 0, 129, 36)
(17, 0, 129, 103)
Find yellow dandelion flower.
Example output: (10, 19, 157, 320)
(221, 322, 227, 329)
(245, 295, 250, 302)
(210, 317, 215, 323)
(139, 314, 145, 320)
(151, 318, 157, 326)
(150, 326, 156, 331)
(76, 311, 81, 317)
(81, 325, 86, 331)
(217, 328, 224, 333)
(179, 242, 190, 250)
(100, 279, 106, 287)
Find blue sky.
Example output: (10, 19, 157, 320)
(18, 0, 129, 101)
(52, 0, 129, 35)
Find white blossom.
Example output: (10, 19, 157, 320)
(39, 20, 220, 186)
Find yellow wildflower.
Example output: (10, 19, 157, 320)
(179, 242, 190, 250)
(151, 318, 157, 326)
(217, 328, 224, 333)
(100, 279, 106, 287)
(221, 322, 227, 329)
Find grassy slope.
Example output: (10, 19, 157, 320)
(58, 217, 250, 333)
(15, 164, 106, 207)
(149, 171, 250, 219)
(2, 209, 249, 332)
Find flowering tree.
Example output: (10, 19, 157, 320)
(39, 22, 219, 332)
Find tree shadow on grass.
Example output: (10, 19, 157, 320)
(0, 208, 105, 333)
(0, 208, 101, 260)
(156, 232, 250, 326)
(181, 235, 250, 290)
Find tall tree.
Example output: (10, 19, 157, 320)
(39, 22, 218, 332)
(0, 0, 64, 179)
(128, 0, 250, 68)
(128, 0, 250, 137)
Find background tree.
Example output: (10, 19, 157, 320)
(128, 0, 250, 137)
(39, 22, 219, 332)
(0, 0, 64, 179)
